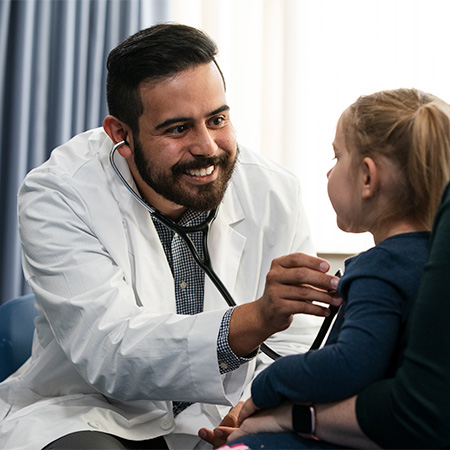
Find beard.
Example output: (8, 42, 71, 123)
(133, 138, 239, 212)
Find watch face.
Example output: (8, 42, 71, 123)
(292, 404, 313, 434)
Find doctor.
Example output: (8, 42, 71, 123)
(0, 24, 340, 449)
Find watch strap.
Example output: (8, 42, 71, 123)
(292, 404, 319, 440)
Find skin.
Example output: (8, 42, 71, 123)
(200, 108, 427, 448)
(328, 110, 425, 244)
(104, 62, 237, 221)
(218, 398, 380, 449)
(327, 111, 368, 235)
(104, 62, 341, 360)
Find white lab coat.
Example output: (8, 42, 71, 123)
(0, 128, 320, 449)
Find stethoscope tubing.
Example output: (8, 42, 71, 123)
(110, 141, 338, 359)
(110, 141, 282, 360)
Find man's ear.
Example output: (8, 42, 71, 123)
(361, 157, 378, 199)
(103, 115, 133, 158)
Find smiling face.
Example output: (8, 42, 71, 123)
(128, 62, 238, 219)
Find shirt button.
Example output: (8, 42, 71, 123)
(180, 281, 187, 289)
(219, 362, 228, 370)
(160, 419, 173, 430)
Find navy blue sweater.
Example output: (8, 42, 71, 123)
(356, 184, 450, 449)
(251, 232, 430, 407)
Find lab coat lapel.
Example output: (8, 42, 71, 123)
(101, 137, 245, 314)
(103, 141, 176, 313)
(204, 183, 246, 311)
(90, 135, 132, 285)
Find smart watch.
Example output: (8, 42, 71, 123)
(292, 404, 319, 440)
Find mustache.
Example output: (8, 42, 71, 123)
(172, 153, 231, 175)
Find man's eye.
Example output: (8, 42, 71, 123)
(168, 125, 188, 135)
(210, 116, 225, 126)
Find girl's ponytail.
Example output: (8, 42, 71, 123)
(410, 100, 450, 228)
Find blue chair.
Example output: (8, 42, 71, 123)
(0, 294, 37, 382)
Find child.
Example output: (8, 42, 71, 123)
(206, 88, 450, 449)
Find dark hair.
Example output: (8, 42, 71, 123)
(106, 23, 224, 133)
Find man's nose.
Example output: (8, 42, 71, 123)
(188, 125, 219, 157)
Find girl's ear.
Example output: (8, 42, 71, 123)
(361, 157, 379, 199)
(103, 115, 133, 158)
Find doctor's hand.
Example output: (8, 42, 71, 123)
(228, 253, 341, 357)
(198, 401, 244, 448)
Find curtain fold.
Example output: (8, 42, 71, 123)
(0, 0, 168, 304)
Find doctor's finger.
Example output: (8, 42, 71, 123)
(288, 283, 341, 305)
(268, 264, 339, 293)
(199, 427, 231, 448)
(267, 282, 341, 308)
(277, 292, 342, 318)
(276, 252, 330, 272)
(198, 427, 215, 445)
(287, 299, 335, 318)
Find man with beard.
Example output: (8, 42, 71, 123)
(0, 24, 340, 450)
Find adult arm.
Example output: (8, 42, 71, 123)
(18, 155, 339, 405)
(228, 253, 340, 357)
(313, 398, 380, 448)
(18, 168, 233, 404)
(222, 398, 379, 448)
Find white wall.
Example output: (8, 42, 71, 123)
(165, 0, 450, 256)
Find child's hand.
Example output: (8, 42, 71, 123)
(237, 397, 259, 425)
(228, 401, 293, 443)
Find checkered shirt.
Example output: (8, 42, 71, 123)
(152, 210, 250, 416)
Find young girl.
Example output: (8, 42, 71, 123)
(207, 88, 450, 449)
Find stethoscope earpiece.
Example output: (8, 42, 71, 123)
(113, 139, 128, 151)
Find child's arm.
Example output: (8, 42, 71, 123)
(251, 273, 405, 407)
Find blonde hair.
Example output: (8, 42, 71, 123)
(345, 88, 450, 230)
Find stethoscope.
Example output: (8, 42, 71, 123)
(110, 140, 338, 360)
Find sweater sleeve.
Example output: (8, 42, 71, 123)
(251, 272, 406, 406)
(356, 186, 450, 449)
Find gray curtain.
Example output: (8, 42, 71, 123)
(0, 0, 168, 304)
